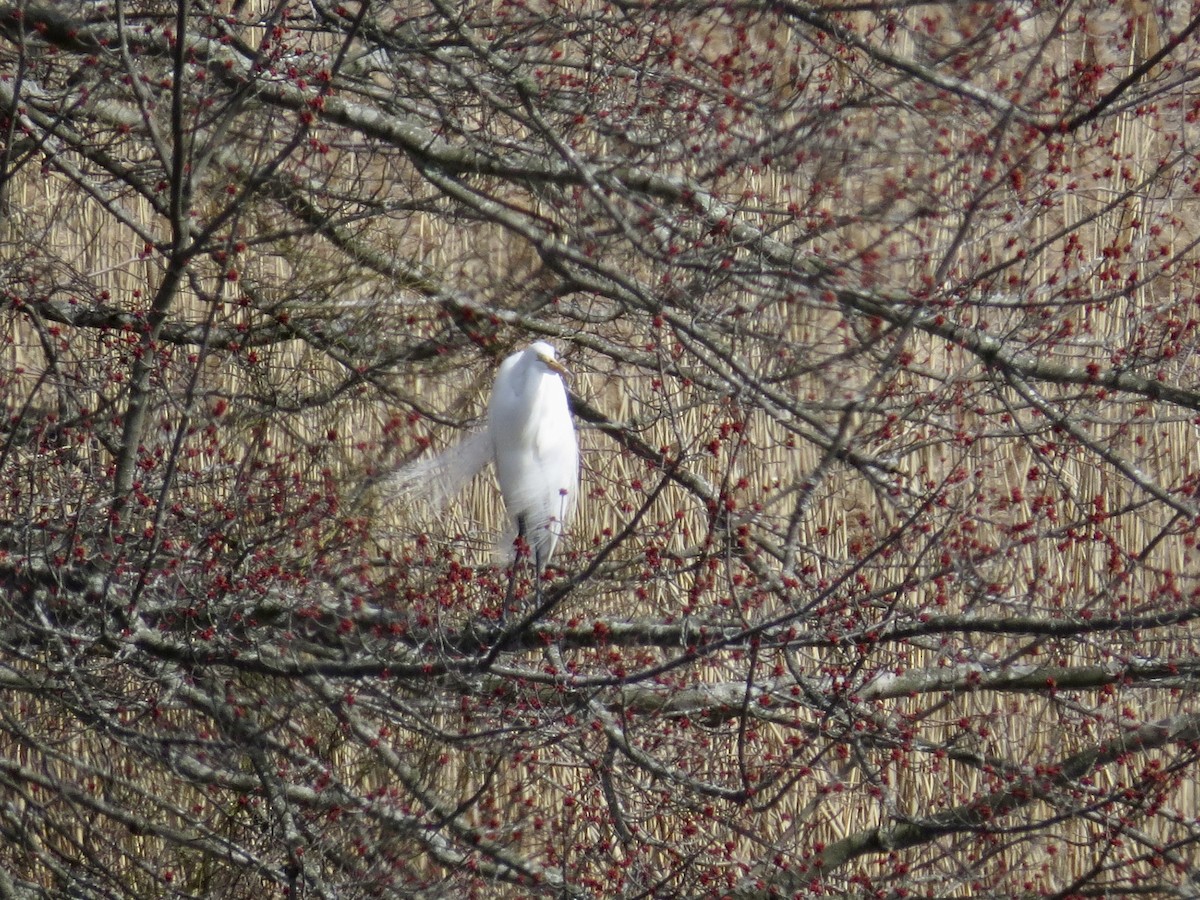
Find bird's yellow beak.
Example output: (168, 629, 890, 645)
(541, 353, 570, 377)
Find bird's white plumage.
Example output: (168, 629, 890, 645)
(389, 429, 492, 512)
(390, 342, 578, 570)
(487, 342, 578, 569)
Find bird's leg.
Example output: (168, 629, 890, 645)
(500, 514, 529, 621)
(533, 539, 550, 609)
(500, 564, 517, 624)
(528, 520, 549, 609)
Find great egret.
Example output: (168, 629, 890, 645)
(487, 341, 579, 570)
(392, 341, 579, 574)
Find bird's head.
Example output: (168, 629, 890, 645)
(531, 342, 569, 377)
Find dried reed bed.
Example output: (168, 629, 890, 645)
(3, 1, 1200, 892)
(652, 10, 1200, 882)
(368, 19, 1200, 885)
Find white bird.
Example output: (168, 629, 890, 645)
(391, 342, 579, 572)
(487, 341, 579, 570)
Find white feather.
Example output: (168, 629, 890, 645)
(388, 429, 492, 511)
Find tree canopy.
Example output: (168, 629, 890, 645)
(4, 0, 1200, 896)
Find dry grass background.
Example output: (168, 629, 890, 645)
(3, 0, 1200, 893)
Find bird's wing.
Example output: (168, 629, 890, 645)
(387, 430, 492, 511)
